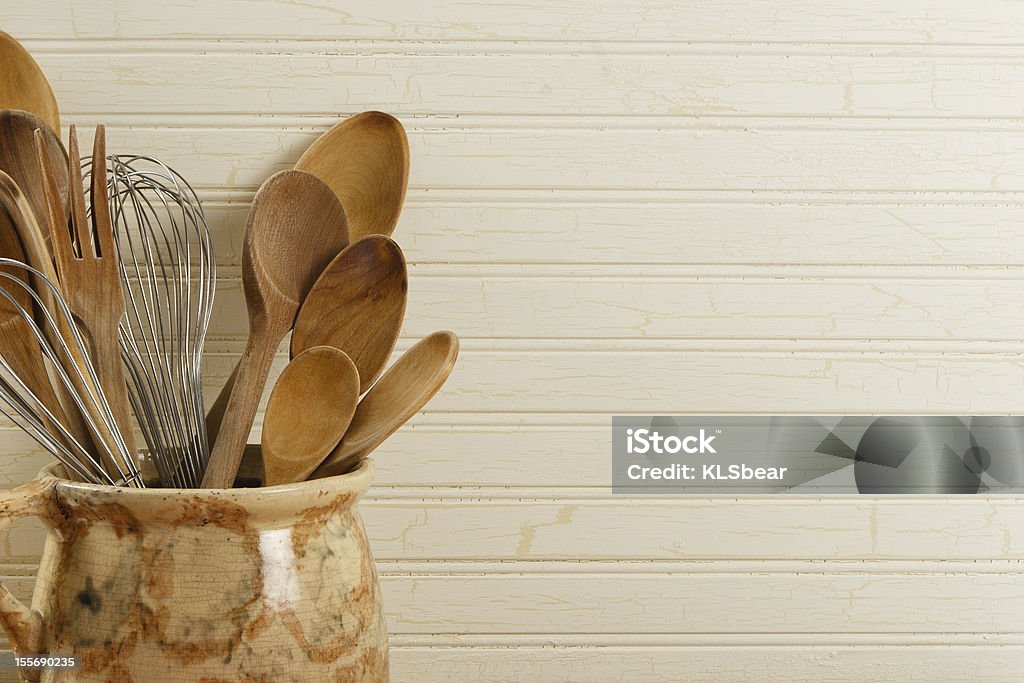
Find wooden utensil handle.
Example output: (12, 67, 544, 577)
(89, 325, 136, 462)
(204, 363, 238, 447)
(0, 328, 87, 465)
(201, 332, 279, 488)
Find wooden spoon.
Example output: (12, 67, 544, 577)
(204, 169, 352, 445)
(0, 170, 97, 463)
(291, 235, 407, 393)
(0, 193, 84, 453)
(0, 110, 68, 242)
(262, 346, 359, 486)
(0, 169, 60, 309)
(0, 32, 60, 133)
(295, 111, 409, 242)
(201, 170, 349, 488)
(310, 331, 459, 480)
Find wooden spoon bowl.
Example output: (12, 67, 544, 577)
(310, 330, 459, 479)
(0, 190, 75, 448)
(295, 111, 409, 242)
(291, 235, 407, 393)
(0, 110, 67, 245)
(0, 31, 60, 133)
(262, 346, 359, 486)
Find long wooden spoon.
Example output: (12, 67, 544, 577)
(295, 111, 409, 242)
(310, 330, 459, 479)
(201, 170, 349, 488)
(0, 32, 60, 133)
(291, 235, 407, 393)
(0, 110, 68, 254)
(262, 346, 359, 486)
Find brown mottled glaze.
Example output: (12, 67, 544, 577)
(0, 458, 388, 682)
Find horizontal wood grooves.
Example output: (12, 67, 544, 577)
(9, 0, 1024, 44)
(5, 3, 1024, 677)
(8, 498, 1024, 561)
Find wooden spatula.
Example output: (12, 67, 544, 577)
(40, 125, 136, 473)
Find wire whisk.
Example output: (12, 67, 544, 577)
(0, 259, 142, 487)
(85, 154, 216, 488)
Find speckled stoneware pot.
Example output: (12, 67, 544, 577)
(0, 458, 388, 682)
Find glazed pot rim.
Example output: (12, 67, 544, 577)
(36, 457, 374, 504)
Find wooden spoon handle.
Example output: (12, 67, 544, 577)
(201, 330, 279, 488)
(203, 363, 238, 448)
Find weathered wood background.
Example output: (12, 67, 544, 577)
(4, 1, 1024, 680)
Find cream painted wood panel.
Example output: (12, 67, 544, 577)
(4, 565, 1024, 633)
(6, 1, 1024, 680)
(376, 573, 1024, 634)
(199, 200, 1024, 267)
(387, 646, 1024, 683)
(203, 268, 1024, 342)
(7, 1, 1024, 44)
(0, 343, 1019, 439)
(22, 52, 1024, 119)
(4, 494, 1024, 561)
(198, 348, 1024, 415)
(359, 502, 1024, 561)
(70, 125, 1024, 192)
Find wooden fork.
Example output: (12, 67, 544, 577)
(40, 124, 136, 473)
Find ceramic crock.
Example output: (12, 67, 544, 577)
(0, 457, 388, 682)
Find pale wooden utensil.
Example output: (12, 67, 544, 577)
(261, 346, 359, 486)
(0, 109, 67, 251)
(41, 125, 137, 471)
(291, 235, 407, 393)
(0, 31, 60, 134)
(295, 111, 409, 242)
(0, 168, 93, 455)
(310, 330, 459, 479)
(201, 170, 349, 488)
(0, 198, 93, 457)
(0, 168, 61, 316)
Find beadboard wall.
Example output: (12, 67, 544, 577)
(5, 1, 1024, 681)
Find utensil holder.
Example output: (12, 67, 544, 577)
(0, 453, 388, 682)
